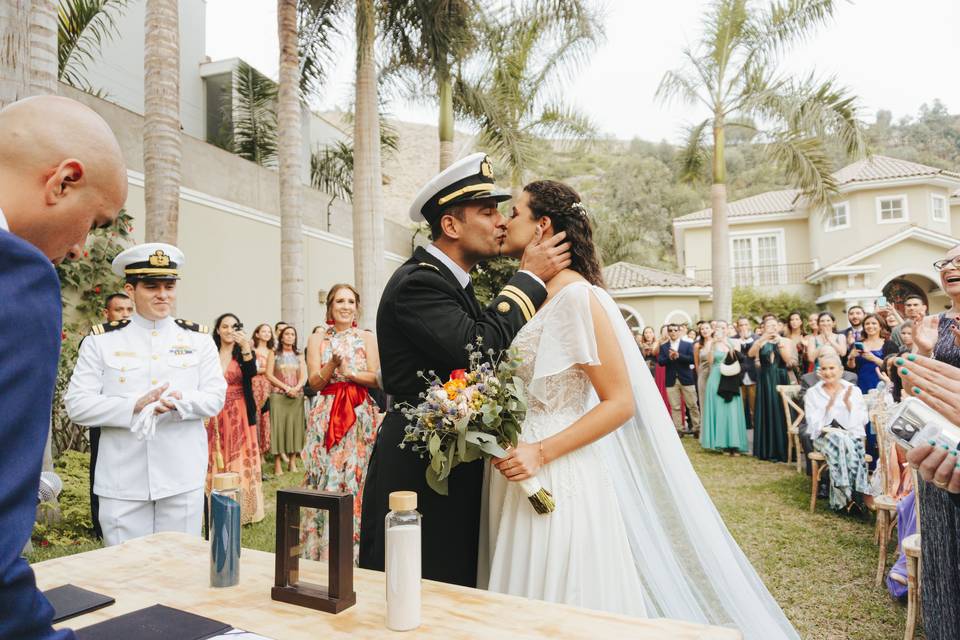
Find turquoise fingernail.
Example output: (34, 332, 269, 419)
(908, 354, 917, 361)
(928, 439, 937, 446)
(896, 358, 905, 365)
(951, 450, 958, 456)
(901, 368, 909, 375)
(914, 387, 922, 394)
(943, 444, 951, 450)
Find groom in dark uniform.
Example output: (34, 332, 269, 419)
(359, 153, 570, 587)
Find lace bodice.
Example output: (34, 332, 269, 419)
(514, 318, 592, 418)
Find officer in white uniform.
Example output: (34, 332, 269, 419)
(64, 243, 226, 546)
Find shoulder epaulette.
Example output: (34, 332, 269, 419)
(89, 319, 131, 336)
(416, 262, 441, 272)
(176, 318, 209, 333)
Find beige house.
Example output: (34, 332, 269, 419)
(673, 156, 960, 318)
(603, 262, 712, 332)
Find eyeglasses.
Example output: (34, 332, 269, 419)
(934, 256, 960, 271)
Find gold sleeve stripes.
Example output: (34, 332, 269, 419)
(499, 285, 535, 321)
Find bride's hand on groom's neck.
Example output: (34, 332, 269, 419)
(519, 228, 572, 283)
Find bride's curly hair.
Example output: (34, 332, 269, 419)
(523, 180, 605, 288)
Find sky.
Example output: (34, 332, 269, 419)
(206, 0, 960, 143)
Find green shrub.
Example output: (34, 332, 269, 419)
(732, 287, 817, 324)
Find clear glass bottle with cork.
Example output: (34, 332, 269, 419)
(210, 471, 242, 588)
(385, 490, 421, 631)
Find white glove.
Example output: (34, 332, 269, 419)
(131, 392, 181, 441)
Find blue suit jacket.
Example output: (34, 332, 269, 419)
(0, 230, 75, 640)
(657, 340, 696, 387)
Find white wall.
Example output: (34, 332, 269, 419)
(79, 0, 208, 139)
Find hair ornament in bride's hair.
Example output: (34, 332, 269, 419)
(571, 201, 588, 219)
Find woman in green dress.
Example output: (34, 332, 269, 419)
(699, 321, 749, 454)
(265, 326, 307, 475)
(748, 314, 796, 462)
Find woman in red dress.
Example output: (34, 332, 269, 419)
(250, 323, 274, 463)
(205, 313, 265, 525)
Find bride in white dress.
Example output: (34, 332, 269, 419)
(478, 181, 799, 640)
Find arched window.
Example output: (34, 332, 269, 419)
(619, 305, 644, 333)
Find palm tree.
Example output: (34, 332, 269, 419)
(0, 0, 58, 108)
(277, 0, 305, 335)
(456, 3, 601, 193)
(380, 0, 475, 170)
(143, 0, 181, 244)
(226, 60, 278, 167)
(58, 0, 128, 95)
(656, 0, 865, 320)
(352, 0, 384, 330)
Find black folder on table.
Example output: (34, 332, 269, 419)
(44, 584, 115, 623)
(75, 604, 231, 640)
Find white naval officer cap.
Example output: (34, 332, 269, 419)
(408, 152, 512, 224)
(111, 242, 184, 281)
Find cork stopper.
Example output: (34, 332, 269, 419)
(212, 472, 240, 491)
(389, 491, 417, 512)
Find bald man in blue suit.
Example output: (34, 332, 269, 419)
(0, 96, 126, 640)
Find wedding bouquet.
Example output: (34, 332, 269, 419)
(399, 339, 556, 514)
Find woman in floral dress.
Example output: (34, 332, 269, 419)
(250, 323, 274, 462)
(205, 313, 265, 524)
(300, 284, 382, 562)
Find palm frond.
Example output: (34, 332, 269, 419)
(656, 65, 711, 110)
(58, 0, 128, 94)
(298, 0, 344, 99)
(311, 141, 354, 201)
(229, 60, 278, 167)
(702, 0, 749, 77)
(766, 132, 836, 211)
(677, 118, 712, 183)
(529, 101, 597, 143)
(747, 0, 839, 62)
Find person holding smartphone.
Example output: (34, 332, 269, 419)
(749, 314, 796, 461)
(846, 313, 898, 395)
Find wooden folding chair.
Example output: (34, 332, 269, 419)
(903, 467, 922, 640)
(776, 384, 804, 473)
(870, 410, 898, 587)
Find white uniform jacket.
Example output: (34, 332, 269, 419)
(65, 314, 226, 500)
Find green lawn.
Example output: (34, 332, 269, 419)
(30, 444, 913, 639)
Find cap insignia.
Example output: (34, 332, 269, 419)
(148, 250, 171, 267)
(481, 158, 494, 179)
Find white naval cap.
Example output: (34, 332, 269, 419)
(111, 242, 184, 280)
(408, 152, 511, 223)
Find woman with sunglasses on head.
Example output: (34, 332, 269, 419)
(205, 313, 264, 524)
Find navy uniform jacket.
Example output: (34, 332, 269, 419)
(359, 246, 546, 587)
(0, 229, 75, 640)
(657, 340, 696, 386)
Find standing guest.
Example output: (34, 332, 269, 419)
(784, 311, 807, 379)
(686, 328, 697, 341)
(736, 317, 758, 429)
(659, 324, 700, 436)
(301, 284, 382, 562)
(88, 292, 136, 541)
(883, 311, 900, 333)
(750, 314, 795, 462)
(807, 312, 821, 338)
(205, 314, 264, 525)
(693, 322, 714, 408)
(803, 355, 873, 511)
(841, 305, 866, 342)
(274, 321, 289, 337)
(885, 321, 914, 402)
(266, 326, 307, 475)
(0, 95, 126, 640)
(637, 326, 658, 377)
(846, 313, 897, 395)
(250, 323, 274, 462)
(654, 324, 672, 412)
(891, 294, 927, 348)
(66, 243, 226, 546)
(700, 321, 749, 455)
(805, 312, 847, 369)
(898, 353, 960, 640)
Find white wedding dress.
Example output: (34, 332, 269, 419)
(478, 282, 799, 639)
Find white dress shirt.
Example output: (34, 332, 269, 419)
(425, 243, 546, 290)
(0, 207, 8, 232)
(803, 379, 867, 440)
(65, 314, 226, 500)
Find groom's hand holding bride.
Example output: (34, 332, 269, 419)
(492, 441, 544, 481)
(515, 226, 572, 282)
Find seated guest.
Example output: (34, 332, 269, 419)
(803, 354, 873, 512)
(797, 348, 857, 475)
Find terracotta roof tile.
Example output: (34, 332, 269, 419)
(603, 261, 707, 289)
(675, 189, 799, 222)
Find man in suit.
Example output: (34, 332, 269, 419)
(359, 153, 570, 587)
(0, 96, 126, 640)
(658, 323, 701, 435)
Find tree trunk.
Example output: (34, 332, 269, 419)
(711, 120, 731, 321)
(438, 76, 454, 170)
(352, 0, 384, 331)
(143, 0, 181, 244)
(0, 0, 57, 108)
(277, 0, 304, 335)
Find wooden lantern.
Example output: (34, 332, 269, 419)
(271, 489, 356, 614)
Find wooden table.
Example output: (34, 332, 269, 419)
(33, 532, 740, 639)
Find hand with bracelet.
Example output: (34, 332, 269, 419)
(493, 440, 546, 481)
